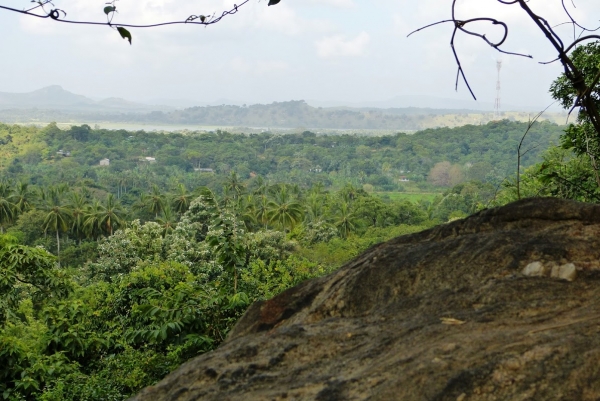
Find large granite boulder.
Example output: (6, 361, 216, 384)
(130, 198, 600, 401)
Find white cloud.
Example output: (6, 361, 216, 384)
(18, 14, 58, 35)
(230, 57, 289, 74)
(5, 0, 595, 107)
(392, 13, 410, 36)
(315, 31, 370, 58)
(307, 0, 356, 8)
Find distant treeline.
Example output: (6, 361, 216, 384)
(0, 120, 562, 197)
(0, 100, 559, 130)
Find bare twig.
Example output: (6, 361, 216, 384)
(517, 102, 555, 199)
(409, 0, 600, 158)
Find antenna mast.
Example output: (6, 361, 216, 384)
(494, 60, 502, 120)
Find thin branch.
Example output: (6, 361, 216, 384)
(517, 102, 555, 199)
(409, 0, 600, 142)
(408, 0, 532, 100)
(561, 0, 600, 34)
(562, 35, 600, 54)
(0, 0, 251, 29)
(406, 19, 455, 37)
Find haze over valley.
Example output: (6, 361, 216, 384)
(0, 86, 566, 132)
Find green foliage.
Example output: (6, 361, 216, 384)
(266, 185, 304, 231)
(121, 262, 234, 347)
(490, 144, 600, 206)
(0, 236, 69, 326)
(0, 182, 15, 233)
(7, 210, 46, 246)
(116, 27, 132, 45)
(547, 41, 600, 189)
(0, 119, 555, 400)
(0, 121, 562, 196)
(550, 41, 600, 125)
(87, 220, 166, 281)
(300, 224, 429, 268)
(298, 220, 338, 245)
(241, 256, 325, 301)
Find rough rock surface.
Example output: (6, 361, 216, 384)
(130, 198, 600, 401)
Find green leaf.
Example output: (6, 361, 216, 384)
(103, 6, 116, 15)
(117, 27, 132, 45)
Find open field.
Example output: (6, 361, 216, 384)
(10, 121, 418, 136)
(374, 192, 441, 203)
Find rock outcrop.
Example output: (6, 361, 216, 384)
(130, 198, 600, 401)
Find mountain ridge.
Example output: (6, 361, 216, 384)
(0, 85, 171, 112)
(0, 86, 567, 131)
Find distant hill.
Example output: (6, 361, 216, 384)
(0, 86, 170, 113)
(0, 87, 567, 131)
(84, 100, 566, 130)
(0, 85, 94, 109)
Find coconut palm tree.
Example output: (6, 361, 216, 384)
(117, 174, 130, 198)
(131, 193, 149, 218)
(68, 191, 89, 243)
(83, 200, 103, 240)
(41, 190, 71, 265)
(267, 186, 304, 232)
(95, 194, 125, 236)
(254, 194, 270, 229)
(156, 206, 177, 237)
(0, 182, 15, 234)
(339, 184, 359, 203)
(10, 181, 32, 215)
(35, 186, 49, 209)
(236, 194, 257, 231)
(147, 185, 166, 219)
(305, 192, 327, 223)
(196, 186, 220, 213)
(225, 171, 245, 199)
(251, 175, 267, 196)
(310, 181, 326, 195)
(171, 183, 192, 215)
(334, 201, 358, 239)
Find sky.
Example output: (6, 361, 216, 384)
(0, 0, 598, 109)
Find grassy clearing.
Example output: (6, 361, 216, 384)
(374, 192, 440, 203)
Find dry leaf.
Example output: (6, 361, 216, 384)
(441, 317, 466, 325)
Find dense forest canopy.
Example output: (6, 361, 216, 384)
(0, 117, 573, 400)
(1, 110, 600, 399)
(1, 120, 562, 193)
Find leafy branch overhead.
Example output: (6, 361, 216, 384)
(0, 0, 258, 44)
(0, 0, 281, 44)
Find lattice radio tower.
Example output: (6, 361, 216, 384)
(494, 60, 502, 120)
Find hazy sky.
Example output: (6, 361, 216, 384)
(0, 0, 597, 108)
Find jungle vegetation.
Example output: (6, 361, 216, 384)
(1, 44, 600, 396)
